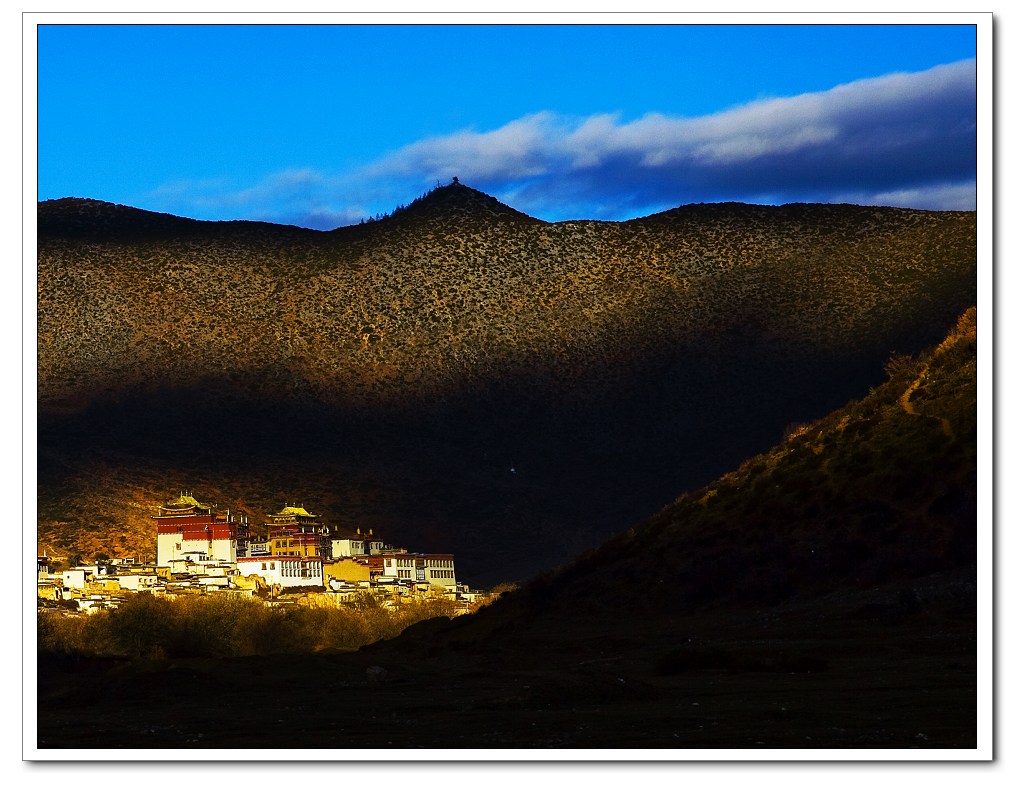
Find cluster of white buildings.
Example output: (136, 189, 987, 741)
(38, 494, 483, 613)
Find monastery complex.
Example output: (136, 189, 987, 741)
(38, 493, 484, 613)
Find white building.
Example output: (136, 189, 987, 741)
(235, 556, 324, 589)
(167, 550, 234, 570)
(380, 553, 457, 588)
(330, 531, 388, 558)
(117, 574, 159, 591)
(419, 555, 457, 588)
(330, 537, 367, 559)
(57, 567, 97, 591)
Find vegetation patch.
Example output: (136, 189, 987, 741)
(38, 591, 460, 660)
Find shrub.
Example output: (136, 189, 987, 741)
(105, 593, 175, 658)
(884, 351, 921, 380)
(162, 594, 245, 658)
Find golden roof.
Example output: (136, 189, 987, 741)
(273, 506, 315, 518)
(164, 493, 206, 510)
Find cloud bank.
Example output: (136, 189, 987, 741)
(147, 59, 977, 227)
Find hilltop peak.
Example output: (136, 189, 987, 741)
(38, 197, 205, 240)
(384, 180, 541, 225)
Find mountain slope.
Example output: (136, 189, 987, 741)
(343, 307, 977, 746)
(37, 309, 979, 750)
(36, 185, 976, 584)
(38, 190, 974, 412)
(482, 306, 977, 619)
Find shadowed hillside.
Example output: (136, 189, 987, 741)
(37, 184, 975, 584)
(471, 306, 977, 622)
(37, 309, 978, 750)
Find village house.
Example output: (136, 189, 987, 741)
(330, 526, 389, 558)
(235, 555, 324, 589)
(381, 553, 457, 588)
(57, 566, 97, 591)
(117, 573, 159, 592)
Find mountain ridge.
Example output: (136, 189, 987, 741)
(38, 188, 968, 237)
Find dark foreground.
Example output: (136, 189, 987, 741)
(36, 569, 977, 753)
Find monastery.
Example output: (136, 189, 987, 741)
(39, 493, 478, 612)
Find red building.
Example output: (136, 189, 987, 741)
(154, 493, 247, 567)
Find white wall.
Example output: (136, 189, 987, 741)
(331, 538, 366, 558)
(158, 533, 236, 567)
(58, 568, 94, 590)
(157, 533, 182, 568)
(210, 537, 237, 563)
(118, 574, 158, 591)
(236, 558, 324, 588)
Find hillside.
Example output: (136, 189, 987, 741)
(477, 306, 977, 618)
(36, 184, 976, 584)
(37, 308, 979, 750)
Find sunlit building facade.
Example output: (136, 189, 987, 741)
(154, 493, 247, 568)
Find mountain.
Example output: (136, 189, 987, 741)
(36, 184, 976, 585)
(37, 308, 978, 749)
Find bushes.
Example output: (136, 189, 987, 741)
(107, 593, 175, 658)
(38, 591, 460, 660)
(38, 611, 112, 656)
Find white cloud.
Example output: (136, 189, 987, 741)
(145, 58, 977, 226)
(377, 59, 971, 171)
(831, 181, 977, 212)
(367, 112, 562, 182)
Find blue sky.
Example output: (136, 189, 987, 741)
(36, 22, 979, 228)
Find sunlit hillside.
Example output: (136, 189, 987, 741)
(38, 187, 974, 411)
(36, 185, 976, 584)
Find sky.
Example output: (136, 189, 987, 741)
(35, 20, 980, 229)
